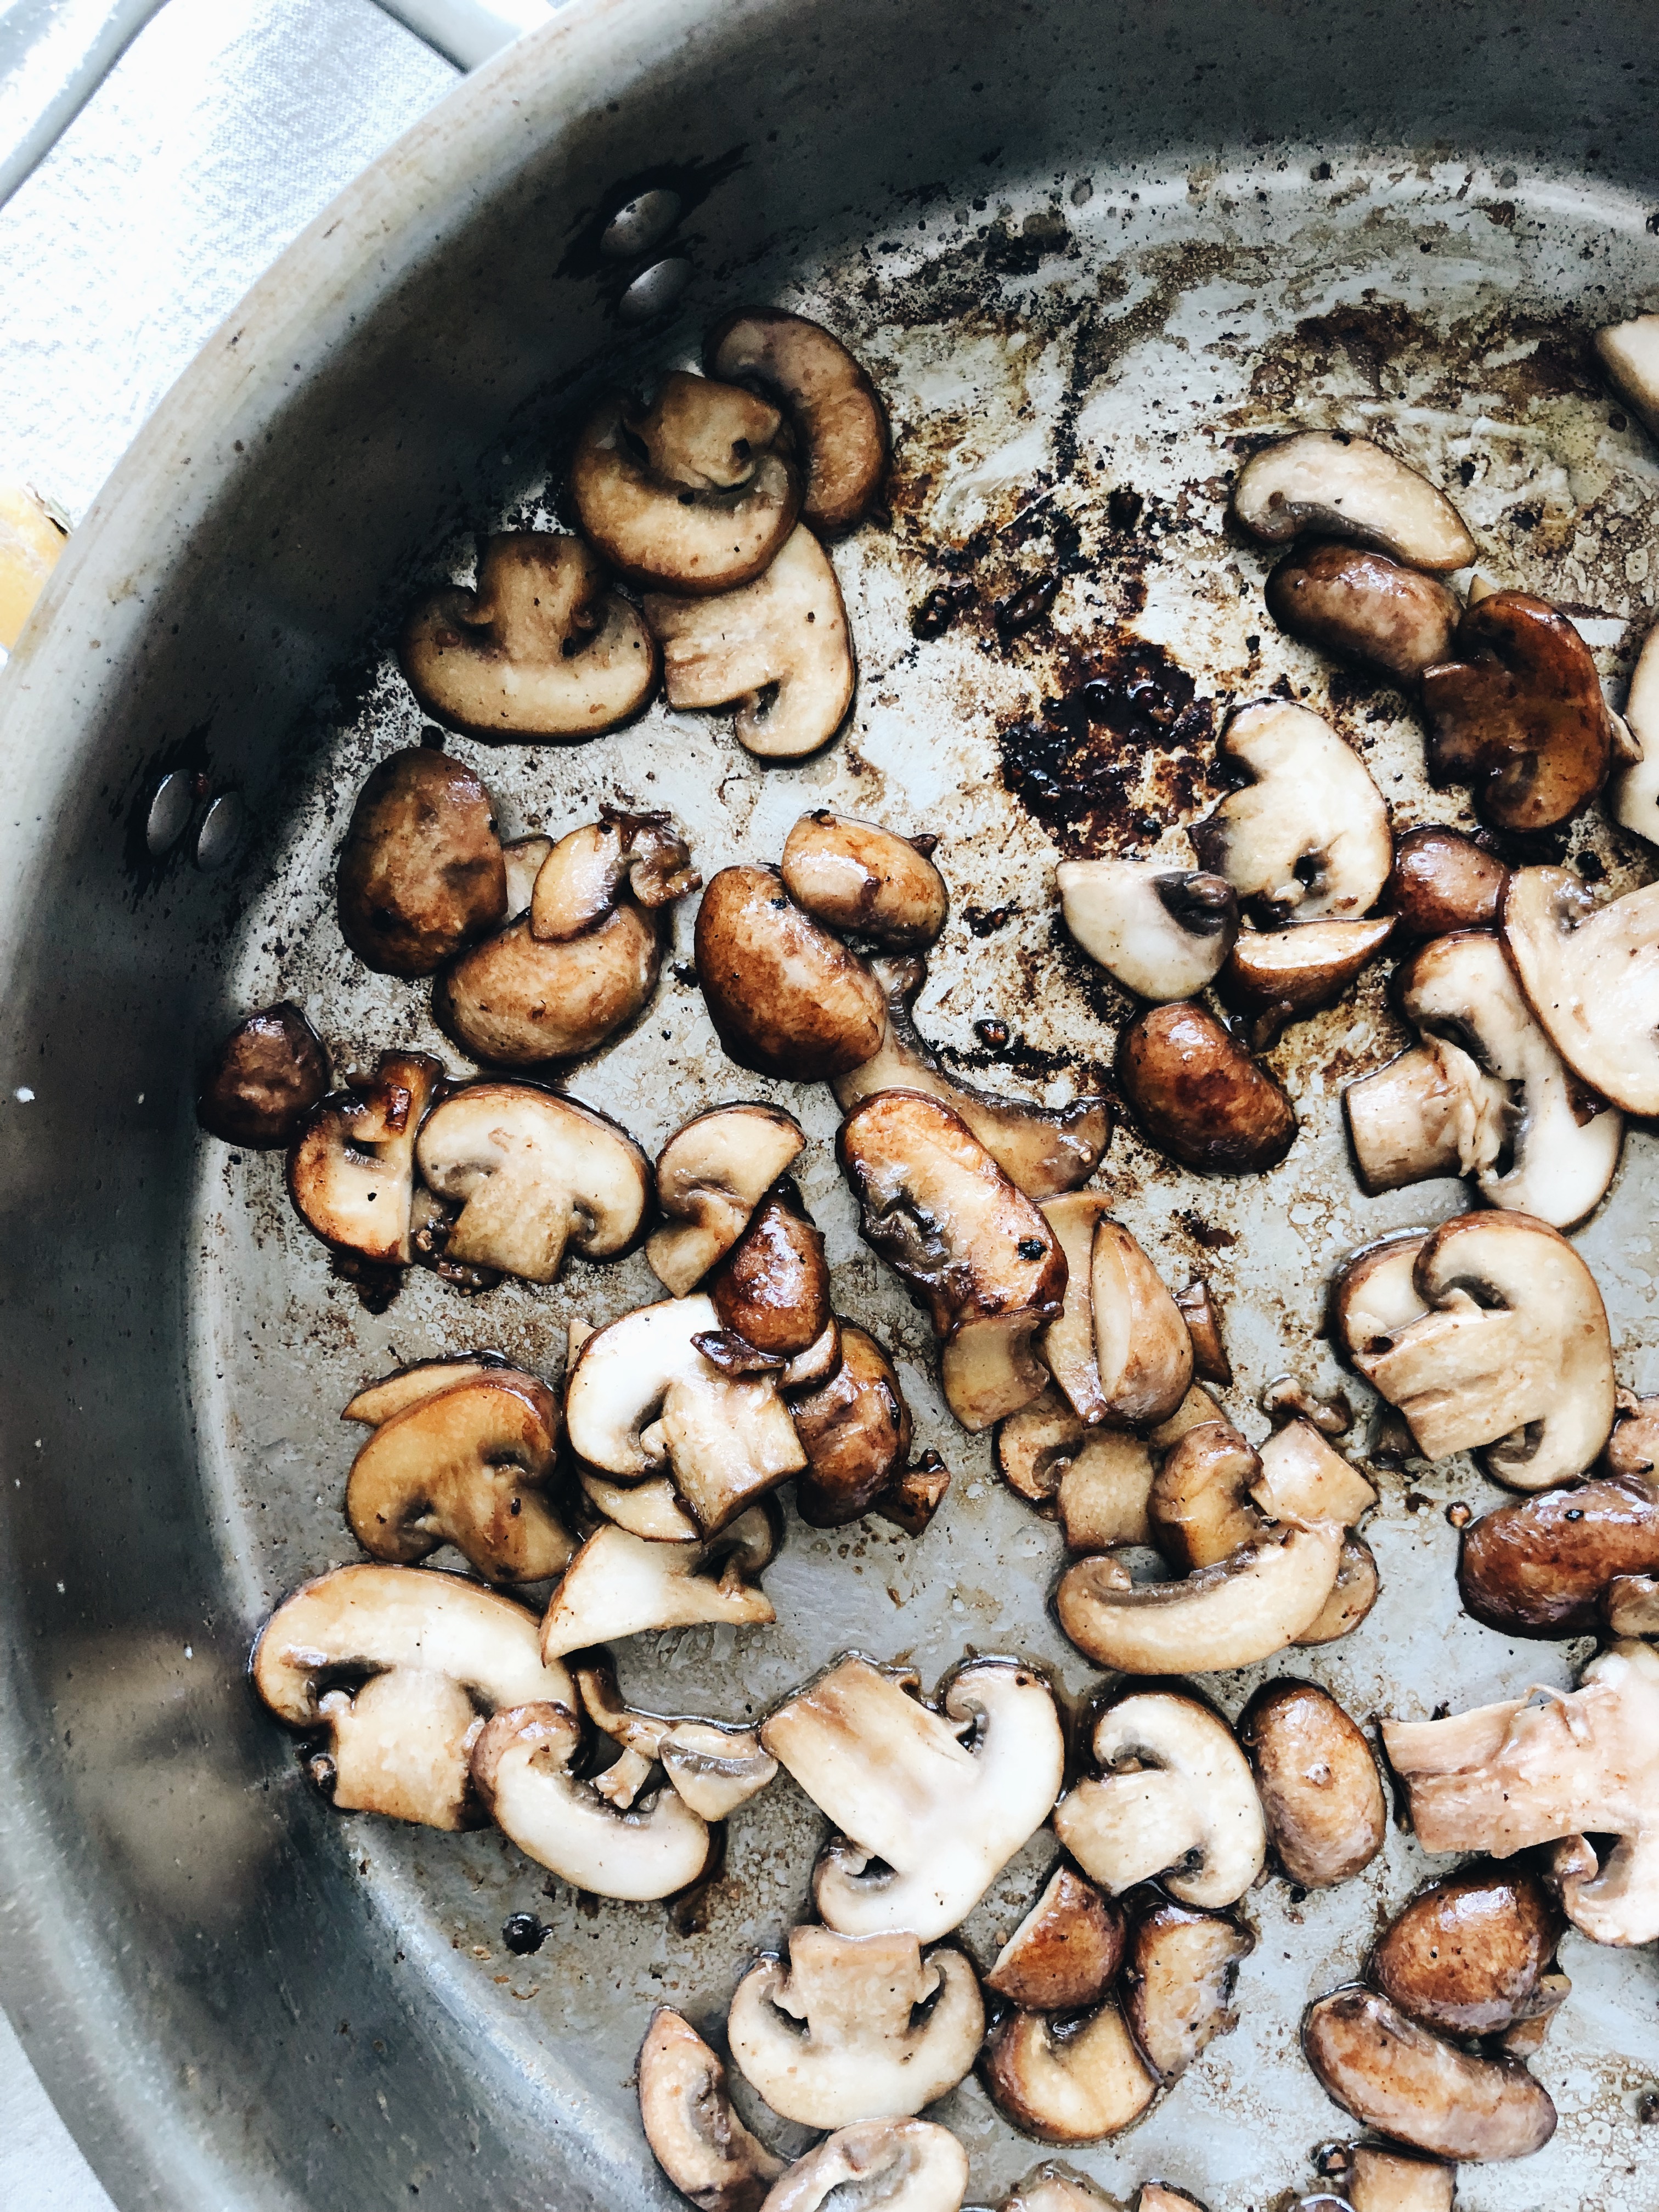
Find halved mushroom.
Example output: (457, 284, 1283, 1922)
(1190, 701, 1392, 926)
(251, 1562, 571, 1830)
(761, 1656, 1065, 1942)
(471, 1701, 714, 1897)
(575, 1659, 777, 1820)
(401, 534, 657, 742)
(1330, 1212, 1616, 1489)
(1055, 860, 1238, 1003)
(1342, 2147, 1455, 2212)
(647, 1104, 808, 1295)
(781, 813, 948, 950)
(1500, 865, 1659, 1116)
(1120, 1897, 1252, 2081)
(1052, 1691, 1265, 1909)
(1036, 1197, 1192, 1430)
(1116, 1003, 1295, 1176)
(198, 1002, 329, 1147)
(335, 748, 508, 976)
(1231, 433, 1476, 571)
(791, 1322, 913, 1527)
(1371, 1867, 1562, 2039)
(1612, 617, 1659, 845)
(344, 1367, 571, 1583)
(832, 956, 1111, 1201)
(528, 810, 698, 942)
(1056, 1526, 1347, 1675)
(706, 308, 889, 535)
(987, 1865, 1125, 2013)
(1421, 594, 1613, 831)
(571, 374, 801, 595)
(414, 1082, 650, 1283)
(1303, 1987, 1555, 2162)
(539, 1506, 781, 1658)
(565, 1295, 805, 1533)
(759, 2120, 968, 2212)
(1238, 1679, 1385, 1889)
(1264, 542, 1462, 680)
(728, 1925, 984, 2125)
(1594, 310, 1659, 442)
(838, 1091, 1067, 1430)
(1220, 917, 1396, 1050)
(696, 866, 888, 1080)
(709, 1183, 831, 1357)
(1343, 929, 1622, 1227)
(645, 526, 854, 760)
(435, 901, 666, 1066)
(287, 1050, 441, 1266)
(639, 2008, 785, 2212)
(1385, 826, 1508, 940)
(1382, 1638, 1659, 1946)
(981, 2003, 1157, 2143)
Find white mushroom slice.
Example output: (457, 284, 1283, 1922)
(528, 811, 698, 942)
(639, 2007, 785, 2212)
(471, 1702, 714, 1898)
(1613, 619, 1659, 845)
(414, 1082, 650, 1284)
(645, 525, 854, 760)
(1250, 1420, 1376, 1530)
(287, 1050, 441, 1265)
(539, 1508, 780, 1659)
(1057, 1525, 1346, 1675)
(1594, 311, 1659, 442)
(1090, 1219, 1194, 1429)
(1329, 1233, 1431, 1387)
(251, 1564, 571, 1830)
(1038, 1195, 1116, 1423)
(706, 308, 890, 537)
(1383, 1639, 1659, 1946)
(1055, 859, 1238, 1002)
(1501, 865, 1659, 1117)
(1331, 1211, 1615, 1490)
(759, 2121, 969, 2212)
(1231, 432, 1476, 571)
(342, 1353, 509, 1426)
(648, 1105, 807, 1296)
(578, 1468, 701, 1541)
(761, 1656, 1065, 1942)
(729, 1926, 984, 2126)
(1190, 701, 1392, 924)
(981, 2002, 1158, 2143)
(1053, 1692, 1266, 1909)
(1121, 1897, 1253, 2081)
(576, 1661, 777, 1820)
(502, 832, 554, 917)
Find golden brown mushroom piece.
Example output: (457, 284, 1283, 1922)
(1120, 1896, 1252, 2082)
(1218, 917, 1395, 1051)
(1115, 1002, 1295, 1175)
(707, 1182, 832, 1359)
(570, 373, 800, 594)
(1264, 541, 1462, 680)
(1385, 825, 1508, 940)
(1370, 1867, 1564, 2040)
(637, 2008, 784, 2212)
(1302, 1987, 1555, 2163)
(1238, 1679, 1385, 1888)
(400, 534, 657, 743)
(986, 1865, 1126, 2012)
(336, 748, 507, 976)
(695, 865, 887, 1081)
(706, 307, 890, 535)
(790, 1322, 913, 1528)
(287, 1049, 441, 1266)
(1231, 432, 1476, 571)
(781, 812, 948, 949)
(980, 2002, 1156, 2143)
(646, 1103, 807, 1295)
(198, 1003, 328, 1147)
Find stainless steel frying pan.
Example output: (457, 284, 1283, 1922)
(2, 3, 1655, 2207)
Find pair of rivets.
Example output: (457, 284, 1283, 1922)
(600, 188, 691, 325)
(145, 771, 244, 870)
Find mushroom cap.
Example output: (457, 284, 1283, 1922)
(1120, 1896, 1252, 2081)
(1238, 1679, 1385, 1888)
(728, 1925, 984, 2126)
(759, 2121, 969, 2212)
(287, 1050, 441, 1265)
(1056, 861, 1239, 1003)
(980, 2003, 1157, 2144)
(1501, 864, 1659, 1116)
(1090, 1217, 1194, 1428)
(539, 1505, 781, 1660)
(1457, 1466, 1659, 1638)
(1230, 432, 1476, 570)
(528, 810, 698, 943)
(1263, 540, 1462, 680)
(791, 1321, 913, 1528)
(571, 375, 801, 595)
(336, 748, 507, 976)
(637, 2007, 785, 2212)
(781, 812, 948, 949)
(435, 900, 664, 1066)
(400, 534, 658, 743)
(197, 1002, 329, 1148)
(1385, 824, 1508, 939)
(1056, 1523, 1345, 1675)
(695, 865, 888, 1081)
(706, 307, 890, 535)
(647, 1103, 807, 1295)
(987, 1865, 1126, 2013)
(1421, 592, 1612, 831)
(645, 524, 854, 760)
(710, 1183, 831, 1357)
(1302, 1985, 1556, 2163)
(1115, 1002, 1295, 1176)
(1220, 916, 1395, 1049)
(1371, 1866, 1562, 2038)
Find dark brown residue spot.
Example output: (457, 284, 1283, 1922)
(1176, 1210, 1237, 1250)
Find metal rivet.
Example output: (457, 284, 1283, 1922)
(194, 792, 245, 872)
(617, 257, 692, 326)
(145, 770, 194, 856)
(600, 188, 682, 261)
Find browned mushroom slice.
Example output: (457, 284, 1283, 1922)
(1292, 1534, 1380, 1646)
(342, 1353, 510, 1427)
(1264, 541, 1462, 680)
(1371, 1867, 1562, 2038)
(638, 2007, 784, 2212)
(1421, 593, 1613, 831)
(706, 307, 889, 534)
(576, 1661, 777, 1821)
(647, 1103, 807, 1295)
(1342, 2147, 1456, 2212)
(1458, 1447, 1659, 1638)
(435, 902, 665, 1066)
(1219, 917, 1395, 1051)
(837, 1090, 1066, 1430)
(400, 534, 657, 743)
(1173, 1279, 1230, 1386)
(198, 1003, 328, 1147)
(760, 2121, 968, 2212)
(981, 2003, 1158, 2143)
(791, 1321, 913, 1527)
(1057, 1528, 1346, 1675)
(1148, 1422, 1263, 1572)
(287, 1049, 441, 1265)
(709, 1183, 831, 1357)
(871, 1451, 951, 1538)
(832, 955, 1111, 1201)
(1120, 1897, 1252, 2081)
(1232, 433, 1476, 570)
(1500, 865, 1659, 1118)
(696, 865, 888, 1081)
(1385, 825, 1508, 939)
(781, 812, 948, 949)
(1116, 1002, 1295, 1176)
(336, 748, 507, 976)
(528, 811, 697, 941)
(1238, 1679, 1384, 1888)
(987, 1865, 1126, 2012)
(1302, 1987, 1555, 2163)
(571, 374, 800, 594)
(1036, 1195, 1114, 1422)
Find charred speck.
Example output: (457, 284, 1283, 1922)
(936, 528, 992, 575)
(963, 904, 1015, 936)
(1405, 1491, 1434, 1515)
(996, 571, 1059, 636)
(1017, 1238, 1047, 1261)
(1459, 458, 1477, 487)
(975, 1018, 1011, 1049)
(671, 962, 698, 986)
(1639, 2088, 1659, 2123)
(1107, 486, 1144, 532)
(330, 1251, 403, 1314)
(1176, 1209, 1237, 1250)
(912, 581, 977, 639)
(1578, 851, 1606, 882)
(502, 1912, 548, 1956)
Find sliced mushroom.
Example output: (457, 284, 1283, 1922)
(335, 748, 507, 976)
(639, 2007, 785, 2212)
(1238, 1680, 1385, 1888)
(1606, 1571, 1659, 1635)
(1371, 1867, 1562, 2038)
(1343, 2147, 1455, 2212)
(1330, 1212, 1616, 1490)
(998, 1392, 1147, 1529)
(342, 1352, 510, 1426)
(761, 1656, 1065, 1942)
(999, 2163, 1125, 2212)
(1458, 1424, 1659, 1638)
(287, 1049, 441, 1266)
(401, 534, 657, 742)
(1421, 594, 1613, 831)
(1190, 701, 1392, 926)
(1500, 865, 1659, 1117)
(986, 1865, 1126, 2012)
(1036, 1196, 1114, 1423)
(198, 1003, 329, 1147)
(576, 1660, 777, 1819)
(1612, 618, 1659, 845)
(1220, 917, 1396, 1051)
(1231, 433, 1476, 571)
(832, 955, 1111, 1201)
(981, 2003, 1157, 2143)
(1594, 310, 1659, 442)
(1385, 826, 1508, 940)
(1116, 1002, 1296, 1176)
(1264, 541, 1462, 680)
(1294, 1534, 1380, 1647)
(838, 1091, 1066, 1430)
(571, 374, 800, 595)
(528, 810, 698, 943)
(251, 1563, 570, 1830)
(502, 832, 553, 915)
(1055, 860, 1238, 1003)
(696, 866, 888, 1080)
(539, 1506, 781, 1658)
(872, 1451, 951, 1539)
(1382, 1638, 1659, 1946)
(647, 1104, 808, 1295)
(435, 901, 666, 1067)
(1174, 1280, 1230, 1386)
(579, 1469, 702, 1542)
(758, 2120, 969, 2212)
(710, 1183, 831, 1357)
(792, 1322, 913, 1527)
(1056, 1525, 1347, 1675)
(781, 813, 948, 950)
(1302, 1987, 1555, 2162)
(1120, 1897, 1252, 2081)
(1090, 1220, 1194, 1428)
(1148, 1423, 1263, 1572)
(706, 308, 889, 535)
(728, 1926, 984, 2126)
(1052, 1691, 1265, 1909)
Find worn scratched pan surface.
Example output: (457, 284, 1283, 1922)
(1, 2, 1656, 2207)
